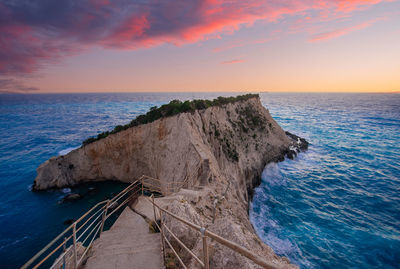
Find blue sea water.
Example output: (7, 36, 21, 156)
(0, 92, 233, 268)
(252, 93, 400, 268)
(0, 92, 399, 268)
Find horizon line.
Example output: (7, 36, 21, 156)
(0, 90, 400, 95)
(1, 90, 399, 95)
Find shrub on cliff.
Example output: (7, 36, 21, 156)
(82, 93, 259, 146)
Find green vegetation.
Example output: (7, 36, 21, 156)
(223, 140, 239, 162)
(240, 105, 265, 129)
(165, 253, 179, 269)
(231, 104, 266, 137)
(148, 220, 161, 233)
(82, 94, 258, 146)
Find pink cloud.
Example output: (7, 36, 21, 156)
(221, 59, 246, 65)
(335, 0, 385, 11)
(0, 0, 392, 79)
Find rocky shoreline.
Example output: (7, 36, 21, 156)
(34, 94, 307, 268)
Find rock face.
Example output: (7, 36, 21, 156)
(34, 96, 305, 192)
(34, 95, 307, 268)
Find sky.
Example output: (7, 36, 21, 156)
(0, 0, 399, 93)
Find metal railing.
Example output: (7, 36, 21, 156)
(146, 194, 279, 269)
(140, 175, 189, 196)
(22, 180, 142, 269)
(24, 175, 280, 269)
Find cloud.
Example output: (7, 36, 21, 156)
(309, 17, 383, 42)
(0, 79, 39, 93)
(221, 59, 246, 65)
(0, 0, 390, 76)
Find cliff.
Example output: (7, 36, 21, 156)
(34, 95, 308, 268)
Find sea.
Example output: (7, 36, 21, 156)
(0, 92, 399, 268)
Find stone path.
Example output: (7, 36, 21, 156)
(84, 207, 164, 269)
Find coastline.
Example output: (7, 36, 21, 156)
(2, 93, 397, 268)
(32, 95, 308, 268)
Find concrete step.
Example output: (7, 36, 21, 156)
(92, 243, 160, 251)
(93, 241, 161, 252)
(98, 232, 159, 242)
(89, 245, 161, 257)
(84, 207, 164, 269)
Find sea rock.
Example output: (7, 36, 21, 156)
(35, 95, 307, 268)
(285, 131, 309, 151)
(63, 219, 76, 225)
(63, 193, 81, 201)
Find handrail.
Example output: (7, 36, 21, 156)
(140, 175, 188, 195)
(146, 196, 279, 269)
(24, 175, 278, 269)
(22, 200, 108, 269)
(105, 188, 141, 220)
(22, 180, 140, 269)
(162, 222, 205, 267)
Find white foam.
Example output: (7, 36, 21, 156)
(261, 162, 286, 186)
(250, 207, 301, 256)
(59, 146, 79, 156)
(61, 188, 71, 194)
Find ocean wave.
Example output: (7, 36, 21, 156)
(58, 146, 79, 156)
(250, 92, 400, 268)
(261, 162, 286, 186)
(0, 236, 30, 251)
(1, 93, 399, 268)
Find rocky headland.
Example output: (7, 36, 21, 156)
(34, 94, 308, 268)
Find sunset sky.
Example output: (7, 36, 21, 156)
(1, 0, 399, 93)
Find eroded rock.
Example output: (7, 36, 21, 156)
(35, 95, 307, 268)
(63, 193, 81, 202)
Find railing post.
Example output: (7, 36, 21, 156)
(72, 223, 78, 269)
(201, 227, 209, 269)
(130, 186, 136, 202)
(159, 210, 166, 264)
(62, 237, 67, 269)
(212, 199, 218, 224)
(152, 195, 157, 223)
(100, 200, 110, 234)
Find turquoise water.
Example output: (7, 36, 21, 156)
(0, 93, 399, 268)
(252, 93, 400, 268)
(0, 92, 231, 268)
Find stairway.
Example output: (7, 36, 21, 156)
(84, 207, 164, 269)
